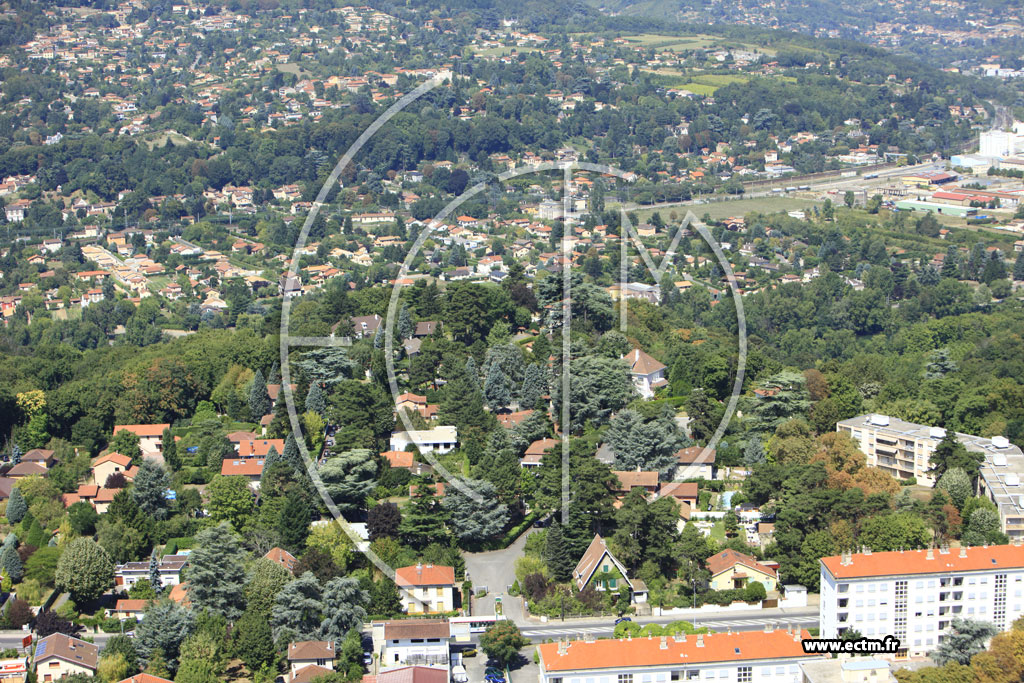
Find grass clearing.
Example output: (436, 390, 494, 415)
(277, 62, 314, 78)
(620, 34, 719, 51)
(633, 195, 822, 223)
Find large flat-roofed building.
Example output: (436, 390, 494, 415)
(536, 629, 822, 683)
(837, 414, 1024, 539)
(819, 545, 1024, 660)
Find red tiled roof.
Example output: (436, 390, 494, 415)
(395, 564, 455, 587)
(93, 452, 132, 468)
(675, 446, 716, 465)
(623, 348, 666, 375)
(113, 424, 170, 438)
(612, 470, 658, 491)
(538, 629, 814, 672)
(238, 439, 284, 457)
(265, 547, 296, 572)
(707, 549, 777, 579)
(382, 451, 414, 468)
(658, 482, 698, 500)
(221, 459, 265, 476)
(525, 438, 558, 456)
(821, 545, 1024, 580)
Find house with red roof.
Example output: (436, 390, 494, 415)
(571, 535, 647, 602)
(91, 453, 138, 486)
(221, 458, 265, 487)
(394, 563, 456, 614)
(112, 423, 170, 455)
(622, 348, 667, 399)
(707, 549, 778, 592)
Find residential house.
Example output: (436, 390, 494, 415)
(657, 482, 699, 517)
(707, 549, 778, 592)
(536, 629, 820, 683)
(91, 453, 137, 486)
(611, 470, 659, 496)
(107, 599, 150, 621)
(221, 458, 265, 487)
(395, 563, 456, 614)
(674, 446, 717, 480)
(571, 535, 647, 602)
(6, 462, 48, 479)
(112, 424, 170, 455)
(350, 314, 382, 339)
(390, 427, 458, 454)
(521, 438, 558, 468)
(374, 667, 448, 683)
(238, 439, 285, 458)
(622, 348, 667, 399)
(116, 675, 174, 683)
(115, 555, 188, 589)
(371, 619, 450, 670)
(287, 641, 335, 681)
(265, 547, 297, 574)
(22, 449, 57, 469)
(33, 634, 98, 682)
(413, 321, 440, 337)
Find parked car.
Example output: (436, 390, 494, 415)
(614, 617, 632, 625)
(484, 674, 505, 683)
(461, 648, 477, 658)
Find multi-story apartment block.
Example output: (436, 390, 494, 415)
(536, 629, 822, 683)
(837, 414, 1024, 539)
(820, 545, 1024, 659)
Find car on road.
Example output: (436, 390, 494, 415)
(484, 672, 506, 683)
(461, 648, 477, 658)
(614, 617, 632, 625)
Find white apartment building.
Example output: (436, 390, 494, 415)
(820, 545, 1024, 659)
(389, 427, 458, 454)
(837, 414, 1024, 539)
(536, 629, 822, 683)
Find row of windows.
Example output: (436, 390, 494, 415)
(551, 664, 800, 683)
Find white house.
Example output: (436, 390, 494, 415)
(114, 554, 188, 589)
(395, 564, 456, 614)
(390, 427, 458, 454)
(819, 545, 1024, 659)
(371, 620, 450, 671)
(622, 348, 667, 399)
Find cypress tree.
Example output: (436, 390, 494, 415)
(248, 369, 271, 420)
(1, 543, 22, 582)
(1014, 254, 1024, 282)
(544, 521, 573, 583)
(484, 363, 512, 412)
(398, 305, 415, 341)
(5, 487, 26, 524)
(149, 551, 163, 595)
(278, 490, 311, 553)
(305, 383, 326, 415)
(520, 364, 546, 410)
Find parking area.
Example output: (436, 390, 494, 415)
(509, 652, 539, 683)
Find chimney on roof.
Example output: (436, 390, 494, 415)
(960, 546, 968, 558)
(926, 548, 934, 560)
(793, 630, 800, 642)
(557, 640, 568, 656)
(763, 624, 772, 633)
(674, 633, 686, 642)
(660, 636, 668, 650)
(696, 634, 704, 648)
(864, 547, 872, 556)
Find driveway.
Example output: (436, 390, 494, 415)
(464, 524, 538, 625)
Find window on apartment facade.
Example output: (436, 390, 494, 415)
(737, 666, 753, 682)
(617, 675, 633, 683)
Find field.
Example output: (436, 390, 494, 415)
(619, 34, 719, 51)
(631, 195, 822, 223)
(471, 45, 542, 57)
(641, 70, 750, 94)
(277, 62, 314, 78)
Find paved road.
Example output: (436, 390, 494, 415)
(464, 524, 539, 624)
(518, 606, 819, 642)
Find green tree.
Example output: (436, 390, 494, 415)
(857, 512, 930, 551)
(931, 618, 999, 665)
(319, 577, 369, 641)
(103, 635, 139, 676)
(844, 190, 855, 208)
(204, 475, 255, 530)
(55, 537, 113, 602)
(553, 355, 634, 432)
(519, 364, 547, 410)
(271, 572, 322, 644)
(174, 629, 224, 683)
(400, 486, 450, 550)
(479, 620, 529, 669)
(440, 479, 510, 546)
(110, 429, 143, 464)
(233, 609, 277, 673)
(5, 487, 26, 524)
(369, 576, 402, 617)
(963, 507, 1007, 546)
(132, 460, 172, 520)
(930, 430, 984, 481)
(188, 522, 246, 620)
(135, 600, 196, 671)
(0, 544, 22, 582)
(367, 502, 401, 541)
(244, 557, 293, 617)
(544, 521, 573, 583)
(398, 305, 415, 341)
(305, 382, 326, 416)
(484, 362, 513, 412)
(743, 438, 766, 466)
(320, 449, 378, 513)
(606, 408, 686, 477)
(248, 369, 271, 420)
(163, 427, 181, 472)
(278, 489, 311, 552)
(937, 468, 972, 511)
